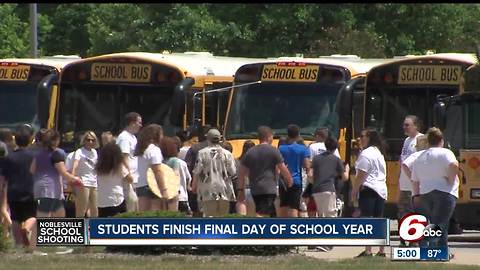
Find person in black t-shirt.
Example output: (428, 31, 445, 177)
(308, 137, 349, 218)
(2, 125, 36, 249)
(238, 126, 292, 217)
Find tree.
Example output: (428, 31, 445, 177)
(0, 4, 29, 58)
(43, 4, 94, 57)
(86, 4, 155, 56)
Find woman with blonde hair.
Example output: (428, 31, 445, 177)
(135, 124, 167, 211)
(71, 131, 99, 217)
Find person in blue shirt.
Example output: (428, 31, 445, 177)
(278, 124, 310, 217)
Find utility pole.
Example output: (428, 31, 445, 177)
(30, 3, 38, 58)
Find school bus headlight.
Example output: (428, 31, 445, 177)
(470, 189, 480, 199)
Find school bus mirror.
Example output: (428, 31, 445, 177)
(37, 73, 58, 129)
(433, 101, 446, 130)
(170, 77, 195, 127)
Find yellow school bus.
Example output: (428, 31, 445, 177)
(434, 56, 480, 229)
(363, 53, 477, 219)
(53, 52, 263, 151)
(224, 56, 394, 159)
(0, 56, 80, 130)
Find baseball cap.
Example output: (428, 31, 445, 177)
(206, 128, 222, 142)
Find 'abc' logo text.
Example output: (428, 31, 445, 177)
(398, 213, 443, 242)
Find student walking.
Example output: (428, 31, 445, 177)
(238, 126, 292, 217)
(397, 115, 423, 246)
(71, 131, 99, 218)
(135, 124, 166, 211)
(278, 124, 310, 217)
(411, 127, 458, 254)
(1, 125, 37, 251)
(351, 128, 388, 258)
(192, 129, 236, 217)
(96, 143, 129, 217)
(309, 137, 349, 218)
(117, 112, 142, 212)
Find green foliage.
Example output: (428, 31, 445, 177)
(43, 4, 94, 57)
(3, 4, 480, 58)
(86, 4, 154, 56)
(105, 211, 293, 256)
(0, 4, 29, 58)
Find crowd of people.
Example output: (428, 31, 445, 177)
(0, 112, 459, 258)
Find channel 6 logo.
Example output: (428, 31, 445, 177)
(399, 213, 443, 242)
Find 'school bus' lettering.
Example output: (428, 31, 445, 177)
(398, 65, 461, 85)
(0, 65, 30, 81)
(261, 64, 319, 82)
(91, 63, 152, 83)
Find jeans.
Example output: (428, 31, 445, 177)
(418, 190, 456, 248)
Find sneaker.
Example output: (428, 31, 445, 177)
(27, 250, 48, 256)
(55, 247, 74, 255)
(449, 253, 455, 260)
(375, 251, 387, 257)
(315, 246, 329, 252)
(355, 250, 373, 258)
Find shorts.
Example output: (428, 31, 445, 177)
(359, 186, 385, 218)
(9, 201, 37, 222)
(136, 185, 157, 199)
(98, 200, 126, 218)
(37, 198, 64, 213)
(252, 194, 277, 216)
(279, 186, 302, 210)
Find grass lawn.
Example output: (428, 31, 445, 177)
(0, 249, 478, 270)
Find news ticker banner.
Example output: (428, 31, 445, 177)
(37, 218, 389, 246)
(391, 247, 449, 261)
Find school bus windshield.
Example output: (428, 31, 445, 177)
(365, 86, 457, 159)
(0, 83, 37, 128)
(225, 82, 340, 140)
(58, 83, 174, 139)
(465, 98, 480, 149)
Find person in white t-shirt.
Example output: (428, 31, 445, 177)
(135, 124, 167, 211)
(306, 128, 342, 221)
(411, 127, 459, 250)
(116, 112, 142, 212)
(402, 135, 429, 182)
(308, 127, 341, 159)
(351, 128, 387, 258)
(95, 143, 128, 217)
(397, 115, 423, 245)
(71, 131, 99, 218)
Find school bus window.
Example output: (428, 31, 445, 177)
(366, 94, 382, 129)
(0, 83, 37, 126)
(466, 99, 480, 148)
(226, 82, 340, 140)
